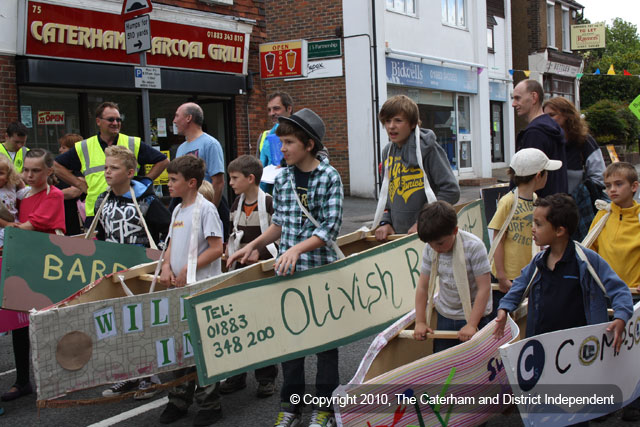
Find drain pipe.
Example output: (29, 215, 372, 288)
(370, 0, 382, 197)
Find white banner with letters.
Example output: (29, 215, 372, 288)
(499, 302, 640, 426)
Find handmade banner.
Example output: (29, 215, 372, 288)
(0, 228, 160, 312)
(499, 302, 640, 426)
(334, 314, 520, 426)
(0, 309, 29, 333)
(186, 199, 490, 387)
(30, 265, 245, 401)
(456, 199, 491, 251)
(186, 235, 425, 386)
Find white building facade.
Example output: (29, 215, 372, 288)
(343, 0, 516, 197)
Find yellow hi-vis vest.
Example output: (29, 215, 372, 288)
(257, 130, 269, 156)
(76, 133, 141, 216)
(0, 143, 28, 173)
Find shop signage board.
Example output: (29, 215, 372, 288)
(124, 14, 151, 55)
(489, 81, 508, 102)
(308, 39, 341, 59)
(37, 110, 64, 125)
(499, 302, 640, 426)
(285, 58, 343, 82)
(571, 22, 606, 50)
(24, 1, 249, 74)
(386, 57, 478, 94)
(134, 66, 161, 89)
(259, 40, 308, 79)
(121, 0, 153, 19)
(0, 228, 161, 312)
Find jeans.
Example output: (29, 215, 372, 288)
(433, 312, 492, 353)
(280, 348, 339, 410)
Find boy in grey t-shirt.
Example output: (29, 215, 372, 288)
(158, 156, 224, 425)
(413, 201, 492, 353)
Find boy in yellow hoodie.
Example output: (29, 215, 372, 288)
(588, 162, 640, 292)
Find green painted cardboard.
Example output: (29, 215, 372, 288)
(0, 228, 160, 311)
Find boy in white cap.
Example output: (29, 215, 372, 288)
(487, 148, 562, 311)
(227, 108, 343, 427)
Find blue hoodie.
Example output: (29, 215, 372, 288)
(516, 114, 568, 198)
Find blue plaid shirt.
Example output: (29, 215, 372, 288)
(272, 158, 344, 272)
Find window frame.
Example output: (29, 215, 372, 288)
(546, 1, 556, 48)
(441, 0, 467, 29)
(562, 7, 571, 52)
(387, 0, 417, 17)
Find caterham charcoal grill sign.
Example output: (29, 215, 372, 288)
(24, 0, 249, 74)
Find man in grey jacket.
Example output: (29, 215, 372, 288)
(375, 95, 460, 241)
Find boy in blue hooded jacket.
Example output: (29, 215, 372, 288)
(494, 194, 632, 353)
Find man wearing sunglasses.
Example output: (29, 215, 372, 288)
(54, 102, 169, 229)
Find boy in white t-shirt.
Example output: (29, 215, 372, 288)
(413, 201, 492, 353)
(158, 155, 224, 425)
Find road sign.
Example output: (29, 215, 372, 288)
(121, 0, 152, 19)
(308, 39, 342, 59)
(134, 67, 161, 89)
(125, 14, 151, 55)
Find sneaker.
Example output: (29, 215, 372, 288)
(309, 409, 335, 427)
(257, 380, 276, 398)
(219, 375, 247, 395)
(193, 407, 223, 426)
(159, 402, 188, 424)
(102, 380, 139, 397)
(274, 410, 301, 427)
(133, 379, 158, 400)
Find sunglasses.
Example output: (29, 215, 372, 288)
(101, 117, 123, 123)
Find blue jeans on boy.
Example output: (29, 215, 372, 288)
(280, 348, 339, 411)
(433, 312, 492, 353)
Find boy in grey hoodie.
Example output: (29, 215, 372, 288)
(376, 95, 460, 240)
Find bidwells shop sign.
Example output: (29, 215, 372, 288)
(386, 58, 478, 94)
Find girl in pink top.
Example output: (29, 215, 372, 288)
(2, 148, 65, 403)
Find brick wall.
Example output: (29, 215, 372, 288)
(262, 0, 350, 194)
(156, 0, 268, 159)
(0, 55, 18, 133)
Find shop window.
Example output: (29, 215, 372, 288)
(543, 75, 575, 104)
(19, 88, 81, 153)
(441, 0, 466, 28)
(490, 101, 504, 163)
(386, 0, 416, 16)
(457, 95, 472, 169)
(547, 2, 556, 48)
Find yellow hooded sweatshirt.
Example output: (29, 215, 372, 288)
(589, 200, 640, 288)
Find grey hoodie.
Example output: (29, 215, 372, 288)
(381, 128, 460, 233)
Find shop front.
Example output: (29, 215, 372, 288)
(386, 57, 478, 173)
(16, 0, 253, 170)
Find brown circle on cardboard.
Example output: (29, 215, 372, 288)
(56, 331, 93, 371)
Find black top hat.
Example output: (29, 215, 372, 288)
(278, 108, 325, 147)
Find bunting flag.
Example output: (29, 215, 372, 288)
(502, 67, 640, 79)
(477, 67, 484, 75)
(624, 69, 632, 76)
(508, 69, 514, 76)
(594, 68, 601, 75)
(523, 70, 531, 77)
(607, 64, 616, 75)
(576, 73, 584, 79)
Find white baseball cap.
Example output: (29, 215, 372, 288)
(510, 148, 562, 176)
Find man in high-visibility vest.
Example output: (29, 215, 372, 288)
(54, 102, 169, 228)
(257, 92, 293, 193)
(1, 121, 29, 173)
